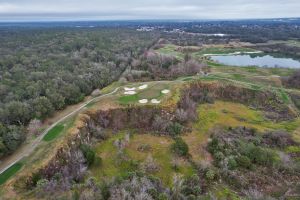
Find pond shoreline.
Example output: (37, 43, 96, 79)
(203, 51, 263, 56)
(209, 53, 300, 68)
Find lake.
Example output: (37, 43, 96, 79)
(210, 54, 300, 68)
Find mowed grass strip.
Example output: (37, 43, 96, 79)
(0, 163, 23, 185)
(43, 124, 64, 142)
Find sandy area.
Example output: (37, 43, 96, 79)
(138, 84, 148, 90)
(151, 99, 161, 104)
(124, 87, 136, 91)
(124, 91, 136, 95)
(161, 89, 170, 94)
(139, 99, 148, 104)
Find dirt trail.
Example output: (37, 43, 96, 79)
(0, 87, 120, 175)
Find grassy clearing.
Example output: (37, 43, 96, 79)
(156, 44, 256, 61)
(43, 124, 65, 142)
(193, 47, 255, 56)
(183, 101, 300, 162)
(92, 132, 195, 186)
(0, 163, 23, 185)
(209, 58, 295, 77)
(268, 40, 300, 48)
(156, 44, 184, 59)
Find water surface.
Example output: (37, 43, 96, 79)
(210, 54, 300, 68)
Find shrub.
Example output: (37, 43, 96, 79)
(30, 172, 42, 187)
(244, 144, 277, 166)
(207, 137, 220, 154)
(228, 157, 238, 170)
(158, 193, 169, 200)
(171, 137, 189, 157)
(237, 156, 252, 169)
(167, 122, 184, 136)
(214, 152, 225, 162)
(80, 144, 96, 166)
(141, 155, 160, 173)
(182, 174, 202, 196)
(137, 144, 151, 152)
(205, 169, 216, 181)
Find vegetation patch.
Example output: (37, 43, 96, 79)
(207, 126, 300, 197)
(42, 124, 65, 142)
(0, 163, 23, 185)
(92, 132, 195, 186)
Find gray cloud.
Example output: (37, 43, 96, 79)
(0, 0, 299, 21)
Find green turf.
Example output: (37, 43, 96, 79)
(0, 163, 23, 185)
(156, 44, 184, 59)
(193, 47, 255, 56)
(118, 94, 139, 104)
(43, 124, 65, 142)
(85, 101, 97, 108)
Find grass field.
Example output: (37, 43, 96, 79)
(268, 40, 300, 48)
(43, 124, 65, 142)
(156, 44, 184, 59)
(92, 131, 195, 186)
(0, 163, 23, 185)
(193, 47, 255, 56)
(156, 44, 256, 60)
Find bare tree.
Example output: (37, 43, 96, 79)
(27, 119, 42, 136)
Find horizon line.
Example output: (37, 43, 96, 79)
(0, 17, 300, 23)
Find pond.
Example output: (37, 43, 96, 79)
(210, 54, 300, 68)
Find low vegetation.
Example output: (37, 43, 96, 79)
(208, 127, 300, 197)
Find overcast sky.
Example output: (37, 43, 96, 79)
(0, 0, 299, 21)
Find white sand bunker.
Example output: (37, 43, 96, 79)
(161, 89, 170, 94)
(139, 99, 148, 104)
(151, 99, 161, 104)
(124, 87, 136, 91)
(138, 84, 148, 90)
(124, 91, 137, 95)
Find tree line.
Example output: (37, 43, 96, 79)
(0, 27, 158, 158)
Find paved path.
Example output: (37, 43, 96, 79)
(0, 87, 120, 175)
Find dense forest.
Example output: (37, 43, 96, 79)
(0, 28, 158, 158)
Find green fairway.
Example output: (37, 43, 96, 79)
(118, 94, 139, 104)
(193, 47, 255, 56)
(118, 83, 170, 104)
(43, 124, 65, 142)
(0, 163, 23, 185)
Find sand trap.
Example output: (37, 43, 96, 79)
(138, 84, 148, 90)
(124, 91, 137, 95)
(151, 99, 161, 104)
(161, 89, 170, 94)
(124, 87, 136, 91)
(139, 99, 148, 104)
